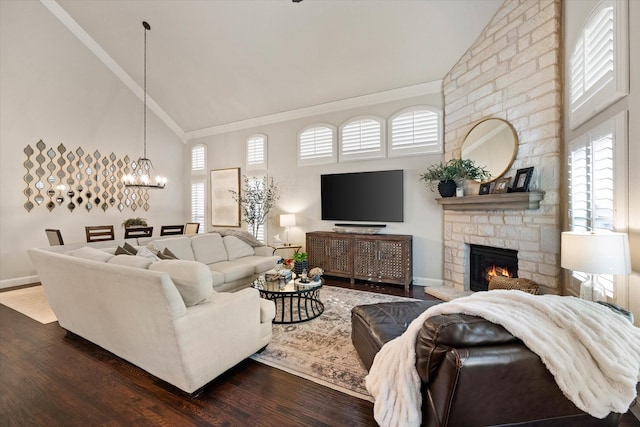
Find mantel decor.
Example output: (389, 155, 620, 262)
(436, 191, 545, 211)
(22, 141, 153, 213)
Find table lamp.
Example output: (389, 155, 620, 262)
(280, 214, 296, 246)
(561, 231, 631, 301)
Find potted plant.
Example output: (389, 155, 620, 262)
(419, 158, 490, 197)
(121, 217, 148, 228)
(230, 176, 279, 238)
(292, 251, 308, 276)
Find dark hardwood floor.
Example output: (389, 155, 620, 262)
(1, 279, 638, 426)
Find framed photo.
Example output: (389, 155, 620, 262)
(210, 167, 240, 227)
(492, 177, 511, 194)
(479, 182, 492, 195)
(513, 167, 534, 192)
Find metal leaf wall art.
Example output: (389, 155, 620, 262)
(22, 141, 152, 213)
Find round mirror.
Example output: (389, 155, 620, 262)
(461, 118, 518, 182)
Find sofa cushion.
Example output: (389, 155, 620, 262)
(232, 255, 279, 274)
(223, 236, 255, 260)
(210, 270, 225, 287)
(149, 260, 214, 306)
(208, 261, 254, 283)
(148, 237, 195, 261)
(67, 247, 114, 263)
(108, 254, 154, 269)
(191, 233, 228, 265)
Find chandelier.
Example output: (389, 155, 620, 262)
(124, 21, 166, 189)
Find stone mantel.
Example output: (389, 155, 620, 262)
(436, 191, 545, 211)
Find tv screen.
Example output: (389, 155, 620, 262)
(321, 170, 404, 223)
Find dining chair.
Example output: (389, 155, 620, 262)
(85, 225, 115, 243)
(185, 222, 200, 235)
(160, 225, 184, 236)
(124, 226, 153, 239)
(45, 229, 64, 246)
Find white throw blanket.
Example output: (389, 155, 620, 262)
(365, 290, 640, 427)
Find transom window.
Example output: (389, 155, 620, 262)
(388, 107, 442, 157)
(298, 124, 337, 166)
(339, 116, 385, 161)
(246, 134, 267, 170)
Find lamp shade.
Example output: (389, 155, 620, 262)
(280, 214, 296, 228)
(561, 231, 631, 275)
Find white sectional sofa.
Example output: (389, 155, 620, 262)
(27, 232, 281, 394)
(146, 233, 280, 292)
(28, 244, 277, 395)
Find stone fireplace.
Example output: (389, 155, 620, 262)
(439, 0, 562, 295)
(469, 245, 518, 292)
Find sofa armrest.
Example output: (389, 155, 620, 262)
(260, 299, 276, 323)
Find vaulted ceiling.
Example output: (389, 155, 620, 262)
(54, 0, 502, 139)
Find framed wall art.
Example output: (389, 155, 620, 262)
(210, 167, 240, 227)
(513, 167, 534, 192)
(479, 182, 493, 195)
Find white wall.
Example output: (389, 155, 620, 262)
(564, 0, 640, 323)
(190, 94, 446, 284)
(0, 1, 185, 286)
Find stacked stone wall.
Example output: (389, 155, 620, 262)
(442, 0, 562, 292)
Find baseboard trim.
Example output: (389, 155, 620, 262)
(412, 277, 443, 287)
(0, 275, 39, 290)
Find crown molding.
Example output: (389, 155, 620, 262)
(40, 0, 186, 142)
(185, 80, 442, 140)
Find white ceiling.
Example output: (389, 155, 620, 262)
(54, 0, 502, 139)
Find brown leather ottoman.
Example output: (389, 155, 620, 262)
(351, 300, 441, 370)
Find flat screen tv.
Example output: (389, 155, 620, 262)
(321, 170, 404, 223)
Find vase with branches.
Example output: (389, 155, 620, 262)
(230, 176, 279, 237)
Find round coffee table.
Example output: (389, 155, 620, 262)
(253, 278, 324, 324)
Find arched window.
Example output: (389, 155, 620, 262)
(388, 106, 442, 157)
(339, 116, 385, 161)
(298, 124, 337, 166)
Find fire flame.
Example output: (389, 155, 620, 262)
(485, 264, 513, 281)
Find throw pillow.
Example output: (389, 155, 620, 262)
(149, 260, 214, 306)
(212, 227, 264, 247)
(123, 242, 138, 255)
(108, 255, 154, 269)
(66, 247, 114, 263)
(147, 237, 195, 261)
(135, 246, 160, 262)
(157, 247, 178, 260)
(115, 246, 135, 255)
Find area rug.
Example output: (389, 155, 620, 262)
(0, 285, 57, 324)
(250, 285, 417, 401)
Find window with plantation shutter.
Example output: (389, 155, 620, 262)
(190, 144, 206, 234)
(246, 134, 267, 170)
(389, 107, 442, 157)
(191, 181, 205, 234)
(191, 144, 205, 173)
(567, 112, 627, 298)
(298, 124, 337, 166)
(339, 116, 385, 161)
(246, 176, 266, 242)
(569, 0, 628, 129)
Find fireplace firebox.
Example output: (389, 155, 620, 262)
(469, 245, 518, 292)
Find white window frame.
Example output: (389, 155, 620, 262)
(569, 0, 629, 129)
(567, 111, 628, 300)
(246, 133, 267, 171)
(339, 115, 385, 162)
(190, 144, 207, 234)
(297, 124, 337, 166)
(388, 106, 443, 157)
